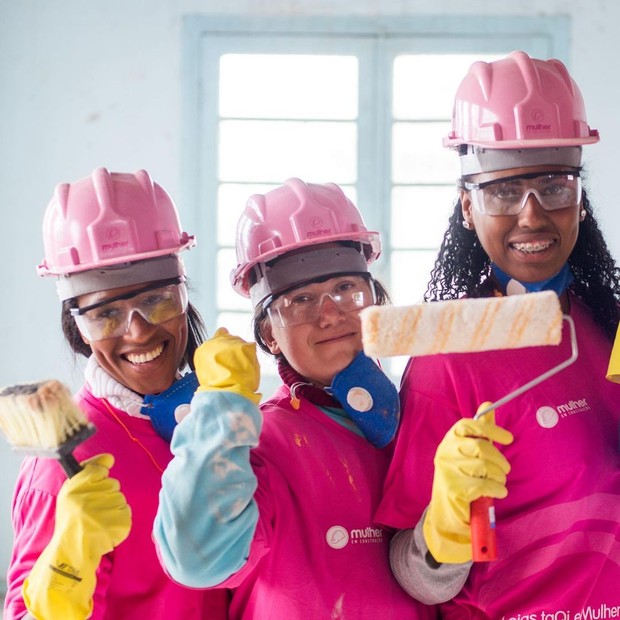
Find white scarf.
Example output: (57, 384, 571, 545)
(84, 355, 150, 419)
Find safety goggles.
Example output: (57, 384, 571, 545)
(266, 275, 376, 328)
(71, 278, 188, 341)
(462, 171, 582, 216)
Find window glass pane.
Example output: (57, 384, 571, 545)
(216, 311, 254, 342)
(218, 183, 279, 246)
(390, 249, 437, 306)
(218, 248, 247, 310)
(392, 121, 459, 184)
(257, 349, 278, 378)
(383, 355, 409, 388)
(219, 120, 357, 183)
(393, 54, 502, 120)
(220, 54, 358, 120)
(339, 185, 357, 206)
(391, 186, 456, 249)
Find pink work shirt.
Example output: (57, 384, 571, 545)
(4, 386, 228, 620)
(219, 386, 438, 619)
(376, 296, 620, 618)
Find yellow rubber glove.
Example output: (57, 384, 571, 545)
(23, 453, 132, 620)
(194, 327, 262, 405)
(423, 407, 513, 564)
(606, 324, 620, 383)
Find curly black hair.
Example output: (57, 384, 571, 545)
(425, 187, 620, 340)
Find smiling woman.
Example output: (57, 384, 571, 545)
(153, 178, 439, 618)
(375, 51, 620, 617)
(3, 168, 229, 620)
(68, 278, 191, 396)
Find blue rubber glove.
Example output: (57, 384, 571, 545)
(154, 329, 263, 588)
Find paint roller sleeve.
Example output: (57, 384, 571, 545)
(361, 291, 563, 359)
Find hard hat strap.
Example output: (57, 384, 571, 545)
(249, 244, 369, 308)
(56, 255, 186, 301)
(459, 145, 582, 176)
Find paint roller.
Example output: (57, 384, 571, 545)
(361, 290, 578, 561)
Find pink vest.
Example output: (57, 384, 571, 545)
(219, 386, 437, 619)
(4, 387, 229, 620)
(377, 297, 620, 617)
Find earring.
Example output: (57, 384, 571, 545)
(462, 220, 471, 229)
(580, 209, 586, 220)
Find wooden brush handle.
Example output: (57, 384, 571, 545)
(471, 496, 497, 561)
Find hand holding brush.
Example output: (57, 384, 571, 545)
(0, 380, 96, 476)
(0, 381, 132, 620)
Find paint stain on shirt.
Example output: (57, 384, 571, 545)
(293, 433, 309, 447)
(331, 594, 345, 619)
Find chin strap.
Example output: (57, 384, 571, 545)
(326, 351, 400, 449)
(141, 372, 199, 442)
(491, 262, 574, 297)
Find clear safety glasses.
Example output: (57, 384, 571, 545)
(71, 278, 189, 341)
(266, 275, 376, 328)
(463, 171, 582, 216)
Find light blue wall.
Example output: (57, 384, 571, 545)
(1, 0, 619, 596)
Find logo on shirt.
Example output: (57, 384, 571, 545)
(326, 526, 349, 549)
(535, 397, 591, 428)
(536, 406, 559, 428)
(326, 525, 384, 549)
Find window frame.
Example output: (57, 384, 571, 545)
(181, 14, 570, 330)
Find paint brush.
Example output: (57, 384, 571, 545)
(0, 380, 96, 477)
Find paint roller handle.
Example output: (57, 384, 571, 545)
(470, 401, 511, 562)
(470, 496, 497, 561)
(470, 402, 497, 562)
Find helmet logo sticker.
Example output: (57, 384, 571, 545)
(106, 227, 121, 240)
(306, 215, 332, 239)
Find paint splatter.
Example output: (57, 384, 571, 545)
(331, 594, 345, 619)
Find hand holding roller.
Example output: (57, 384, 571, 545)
(469, 403, 502, 563)
(423, 407, 513, 564)
(361, 291, 578, 562)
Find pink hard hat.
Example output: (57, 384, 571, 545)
(444, 51, 600, 150)
(230, 178, 381, 305)
(37, 167, 195, 277)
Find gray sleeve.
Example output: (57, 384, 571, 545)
(389, 511, 472, 605)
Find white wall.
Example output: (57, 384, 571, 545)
(1, 0, 619, 593)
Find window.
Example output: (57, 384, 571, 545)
(182, 15, 569, 387)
